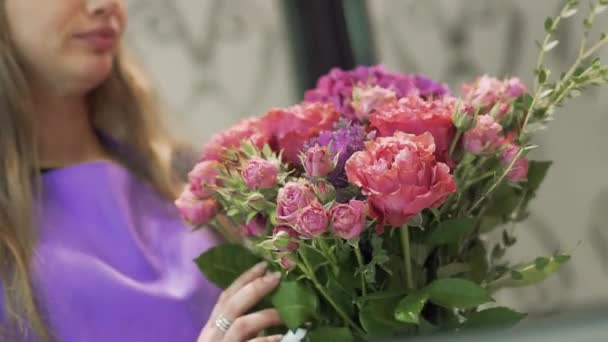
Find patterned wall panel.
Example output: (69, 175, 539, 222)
(367, 0, 608, 315)
(125, 0, 297, 145)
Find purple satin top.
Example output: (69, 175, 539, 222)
(2, 161, 221, 341)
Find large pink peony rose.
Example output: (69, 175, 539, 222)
(329, 200, 368, 240)
(369, 96, 456, 161)
(345, 132, 456, 227)
(188, 160, 221, 198)
(261, 103, 340, 164)
(241, 157, 279, 189)
(276, 181, 317, 224)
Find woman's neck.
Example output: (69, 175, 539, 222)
(35, 93, 111, 169)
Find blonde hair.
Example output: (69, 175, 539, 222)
(0, 5, 182, 341)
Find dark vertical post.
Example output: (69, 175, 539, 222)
(283, 0, 376, 97)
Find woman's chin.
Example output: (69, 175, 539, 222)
(65, 56, 115, 94)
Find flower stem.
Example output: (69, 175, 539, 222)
(298, 250, 366, 336)
(468, 147, 525, 214)
(448, 129, 463, 158)
(354, 242, 367, 296)
(214, 215, 238, 243)
(400, 226, 414, 290)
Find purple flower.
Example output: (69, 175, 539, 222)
(304, 65, 449, 120)
(306, 121, 368, 188)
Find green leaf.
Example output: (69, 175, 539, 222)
(437, 263, 472, 278)
(544, 17, 555, 33)
(394, 292, 429, 324)
(584, 18, 592, 30)
(426, 217, 475, 245)
(195, 244, 261, 289)
(271, 281, 319, 329)
(463, 307, 527, 329)
(300, 245, 329, 273)
(537, 68, 548, 83)
(534, 257, 550, 270)
(511, 271, 523, 280)
(527, 161, 552, 193)
(543, 40, 559, 52)
(306, 327, 354, 342)
(485, 183, 522, 217)
(325, 274, 356, 318)
(427, 278, 493, 309)
(359, 297, 414, 336)
(262, 143, 273, 158)
(487, 254, 570, 292)
(555, 254, 571, 263)
(463, 241, 489, 283)
(561, 8, 578, 18)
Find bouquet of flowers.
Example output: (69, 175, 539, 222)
(176, 1, 608, 340)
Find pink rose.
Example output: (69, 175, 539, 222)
(501, 143, 528, 182)
(241, 215, 267, 237)
(303, 144, 334, 177)
(202, 118, 271, 161)
(370, 95, 456, 162)
(261, 103, 340, 163)
(276, 181, 317, 224)
(297, 201, 329, 238)
(242, 157, 278, 189)
(175, 187, 218, 226)
(461, 75, 528, 119)
(272, 225, 299, 251)
(505, 78, 528, 98)
(329, 200, 368, 240)
(345, 132, 456, 227)
(352, 86, 397, 121)
(188, 160, 221, 198)
(463, 115, 503, 154)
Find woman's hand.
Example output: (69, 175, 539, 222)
(197, 262, 284, 342)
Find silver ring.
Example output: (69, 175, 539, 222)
(214, 314, 233, 333)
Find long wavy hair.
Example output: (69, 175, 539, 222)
(0, 3, 182, 341)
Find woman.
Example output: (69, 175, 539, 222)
(0, 0, 283, 341)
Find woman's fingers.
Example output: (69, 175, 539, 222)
(224, 309, 283, 342)
(219, 261, 268, 304)
(248, 335, 283, 342)
(220, 271, 280, 321)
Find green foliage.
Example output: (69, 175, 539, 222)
(195, 244, 261, 289)
(271, 281, 320, 329)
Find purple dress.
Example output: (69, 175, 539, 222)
(2, 161, 222, 341)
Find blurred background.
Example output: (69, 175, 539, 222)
(124, 0, 608, 318)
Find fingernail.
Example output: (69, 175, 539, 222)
(254, 261, 268, 272)
(264, 271, 281, 282)
(272, 336, 283, 342)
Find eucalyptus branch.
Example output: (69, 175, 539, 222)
(521, 0, 608, 136)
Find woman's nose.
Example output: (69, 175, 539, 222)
(85, 0, 120, 17)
